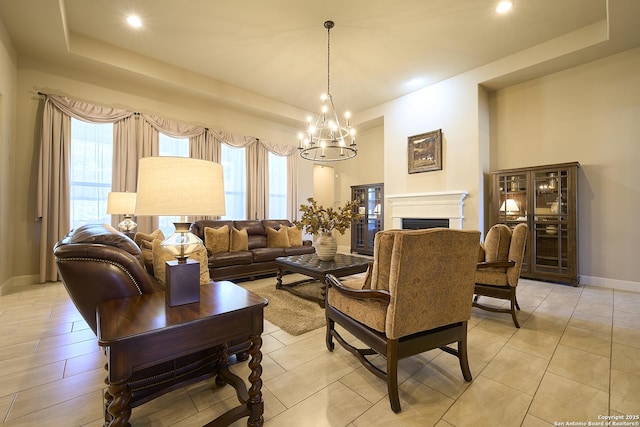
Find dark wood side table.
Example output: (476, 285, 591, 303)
(97, 281, 268, 427)
(275, 253, 371, 307)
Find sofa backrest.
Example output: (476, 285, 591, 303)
(191, 219, 294, 250)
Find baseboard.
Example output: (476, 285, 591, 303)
(0, 274, 41, 296)
(580, 275, 640, 293)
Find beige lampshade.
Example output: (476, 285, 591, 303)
(135, 157, 226, 217)
(106, 192, 137, 215)
(500, 198, 519, 213)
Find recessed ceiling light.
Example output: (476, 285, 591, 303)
(496, 1, 513, 14)
(127, 15, 142, 28)
(406, 77, 425, 88)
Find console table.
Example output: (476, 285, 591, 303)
(97, 281, 267, 427)
(275, 253, 371, 307)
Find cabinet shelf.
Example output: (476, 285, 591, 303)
(492, 162, 579, 286)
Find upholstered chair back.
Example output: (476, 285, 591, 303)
(386, 229, 480, 339)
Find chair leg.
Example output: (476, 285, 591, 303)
(510, 289, 520, 328)
(326, 316, 335, 351)
(515, 293, 521, 311)
(386, 340, 401, 413)
(458, 328, 473, 382)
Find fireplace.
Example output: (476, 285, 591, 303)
(386, 191, 468, 230)
(402, 218, 449, 229)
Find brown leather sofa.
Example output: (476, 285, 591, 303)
(190, 219, 315, 281)
(53, 223, 247, 416)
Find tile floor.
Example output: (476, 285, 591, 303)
(1, 276, 639, 426)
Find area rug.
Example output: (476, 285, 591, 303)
(238, 276, 325, 336)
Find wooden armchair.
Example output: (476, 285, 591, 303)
(325, 228, 481, 412)
(473, 223, 528, 327)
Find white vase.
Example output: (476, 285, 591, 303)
(315, 232, 338, 261)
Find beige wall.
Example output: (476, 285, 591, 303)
(490, 47, 640, 285)
(0, 19, 17, 290)
(9, 65, 310, 281)
(355, 27, 638, 289)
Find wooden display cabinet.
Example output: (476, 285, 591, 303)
(492, 162, 580, 286)
(351, 183, 384, 256)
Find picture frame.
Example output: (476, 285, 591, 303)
(408, 129, 442, 173)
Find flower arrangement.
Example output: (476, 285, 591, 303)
(293, 197, 362, 236)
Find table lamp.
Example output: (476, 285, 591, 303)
(106, 192, 137, 233)
(499, 198, 519, 215)
(135, 157, 226, 306)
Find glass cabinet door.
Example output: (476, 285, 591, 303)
(533, 169, 570, 276)
(366, 186, 383, 250)
(351, 186, 367, 251)
(496, 173, 529, 272)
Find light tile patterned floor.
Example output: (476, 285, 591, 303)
(1, 277, 639, 426)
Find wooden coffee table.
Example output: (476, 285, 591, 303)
(275, 253, 371, 307)
(97, 281, 267, 427)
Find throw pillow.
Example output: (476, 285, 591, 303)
(152, 238, 173, 287)
(193, 245, 211, 285)
(134, 229, 165, 275)
(230, 227, 249, 252)
(134, 229, 165, 248)
(266, 226, 290, 248)
(152, 239, 211, 287)
(140, 239, 155, 275)
(285, 225, 303, 247)
(204, 225, 230, 254)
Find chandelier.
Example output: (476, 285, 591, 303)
(298, 20, 357, 161)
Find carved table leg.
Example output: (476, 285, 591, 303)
(247, 334, 264, 427)
(106, 380, 131, 427)
(214, 344, 229, 387)
(276, 267, 283, 289)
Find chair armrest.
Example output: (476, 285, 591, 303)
(325, 274, 391, 303)
(477, 260, 516, 269)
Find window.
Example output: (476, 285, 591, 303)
(158, 133, 189, 235)
(221, 144, 247, 219)
(268, 152, 287, 219)
(69, 118, 113, 229)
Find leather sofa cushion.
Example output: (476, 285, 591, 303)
(252, 247, 286, 262)
(209, 251, 253, 268)
(284, 245, 316, 256)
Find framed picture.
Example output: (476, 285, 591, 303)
(408, 129, 442, 173)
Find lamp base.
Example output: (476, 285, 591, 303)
(165, 259, 200, 306)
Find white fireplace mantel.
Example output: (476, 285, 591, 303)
(386, 191, 468, 229)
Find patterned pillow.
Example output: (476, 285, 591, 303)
(152, 239, 210, 287)
(266, 226, 290, 248)
(204, 225, 230, 254)
(230, 227, 249, 252)
(285, 225, 303, 247)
